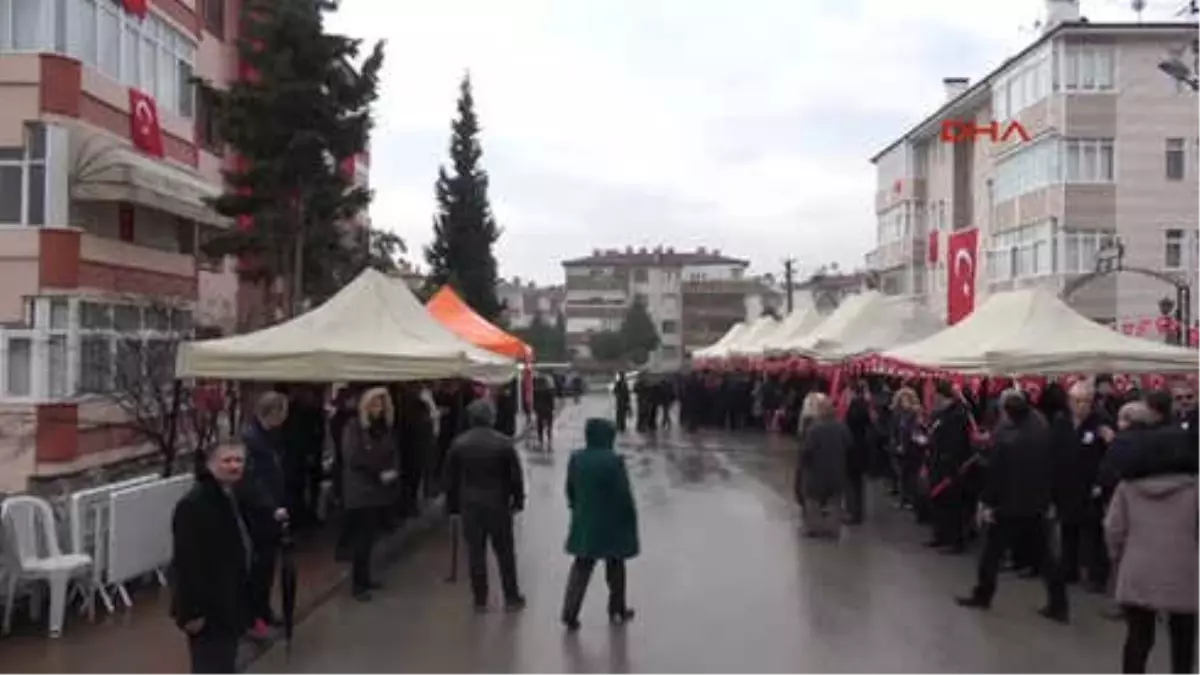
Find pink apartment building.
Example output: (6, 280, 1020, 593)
(0, 0, 370, 492)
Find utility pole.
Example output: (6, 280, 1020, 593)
(783, 258, 796, 314)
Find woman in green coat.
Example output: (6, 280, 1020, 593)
(560, 418, 640, 631)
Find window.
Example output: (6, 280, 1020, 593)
(0, 123, 48, 226)
(1061, 43, 1114, 92)
(1064, 138, 1114, 183)
(0, 0, 49, 51)
(994, 137, 1062, 202)
(986, 220, 1059, 281)
(1166, 138, 1185, 181)
(633, 268, 648, 283)
(59, 1, 197, 118)
(661, 320, 678, 335)
(203, 0, 224, 38)
(77, 300, 191, 394)
(5, 337, 32, 396)
(47, 335, 67, 398)
(1057, 229, 1105, 274)
(1166, 229, 1185, 270)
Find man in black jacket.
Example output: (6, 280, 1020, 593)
(1051, 380, 1113, 591)
(958, 390, 1068, 623)
(172, 445, 255, 673)
(926, 382, 973, 554)
(843, 383, 873, 525)
(444, 399, 527, 612)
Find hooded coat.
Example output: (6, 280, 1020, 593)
(1105, 474, 1198, 613)
(565, 419, 640, 560)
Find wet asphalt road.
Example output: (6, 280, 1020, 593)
(254, 394, 1139, 673)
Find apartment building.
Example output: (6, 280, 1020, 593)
(562, 246, 778, 367)
(496, 277, 564, 330)
(866, 0, 1198, 330)
(0, 0, 370, 491)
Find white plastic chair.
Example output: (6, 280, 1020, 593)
(1, 496, 94, 638)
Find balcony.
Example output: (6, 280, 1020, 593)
(564, 276, 627, 293)
(681, 278, 763, 294)
(865, 236, 924, 272)
(875, 177, 927, 213)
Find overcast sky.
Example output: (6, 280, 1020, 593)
(328, 0, 1187, 285)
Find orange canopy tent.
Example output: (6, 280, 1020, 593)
(426, 286, 534, 361)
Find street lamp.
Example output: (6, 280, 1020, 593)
(1158, 57, 1199, 91)
(1159, 296, 1177, 344)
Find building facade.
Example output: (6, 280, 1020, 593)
(0, 0, 370, 492)
(496, 277, 565, 330)
(562, 246, 777, 367)
(867, 0, 1198, 333)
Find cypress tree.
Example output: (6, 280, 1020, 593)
(424, 74, 503, 322)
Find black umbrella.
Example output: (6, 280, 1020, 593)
(279, 521, 298, 656)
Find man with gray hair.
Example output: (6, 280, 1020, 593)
(444, 398, 527, 612)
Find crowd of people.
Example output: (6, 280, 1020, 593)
(169, 371, 616, 674)
(629, 367, 1197, 674)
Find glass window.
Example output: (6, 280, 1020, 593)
(1065, 48, 1079, 89)
(26, 163, 44, 225)
(113, 304, 141, 332)
(145, 305, 170, 331)
(12, 0, 42, 50)
(140, 33, 156, 94)
(115, 338, 142, 387)
(158, 43, 176, 114)
(1080, 47, 1095, 89)
(1065, 233, 1081, 273)
(79, 0, 97, 64)
(6, 337, 32, 396)
(48, 335, 68, 398)
(98, 2, 120, 78)
(177, 59, 194, 117)
(1095, 49, 1113, 89)
(80, 301, 112, 329)
(79, 335, 111, 393)
(1166, 229, 1184, 269)
(122, 21, 138, 83)
(0, 165, 21, 223)
(49, 298, 69, 329)
(1082, 143, 1097, 181)
(1167, 138, 1185, 180)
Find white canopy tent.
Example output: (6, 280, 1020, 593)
(881, 288, 1198, 375)
(727, 316, 783, 356)
(692, 321, 747, 359)
(757, 307, 828, 355)
(175, 268, 515, 383)
(781, 291, 943, 361)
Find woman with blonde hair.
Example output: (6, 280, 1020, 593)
(340, 387, 400, 601)
(794, 392, 853, 538)
(890, 387, 924, 510)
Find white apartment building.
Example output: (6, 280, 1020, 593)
(562, 246, 777, 367)
(867, 0, 1198, 331)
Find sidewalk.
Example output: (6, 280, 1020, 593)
(0, 509, 444, 673)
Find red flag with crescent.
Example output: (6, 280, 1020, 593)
(128, 89, 164, 157)
(946, 228, 979, 325)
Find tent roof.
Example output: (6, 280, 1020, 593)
(755, 307, 827, 355)
(427, 286, 533, 361)
(176, 269, 515, 383)
(693, 322, 747, 358)
(883, 288, 1198, 375)
(783, 291, 943, 361)
(727, 316, 782, 356)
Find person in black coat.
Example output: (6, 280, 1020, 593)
(925, 382, 974, 553)
(1173, 381, 1198, 448)
(171, 444, 255, 673)
(1051, 380, 1113, 591)
(240, 391, 291, 635)
(842, 382, 873, 525)
(958, 390, 1068, 623)
(444, 399, 527, 612)
(613, 373, 631, 433)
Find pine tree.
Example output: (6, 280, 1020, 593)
(619, 296, 661, 365)
(199, 0, 384, 321)
(424, 74, 503, 322)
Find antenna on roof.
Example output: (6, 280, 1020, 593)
(1132, 0, 1147, 22)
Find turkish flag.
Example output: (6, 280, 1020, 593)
(927, 230, 939, 263)
(122, 0, 148, 19)
(945, 228, 979, 325)
(128, 89, 164, 157)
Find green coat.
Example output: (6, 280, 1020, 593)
(564, 447, 640, 560)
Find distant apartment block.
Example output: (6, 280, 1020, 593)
(562, 246, 779, 367)
(866, 0, 1198, 328)
(496, 277, 565, 330)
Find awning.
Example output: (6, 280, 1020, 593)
(426, 286, 534, 360)
(70, 142, 227, 227)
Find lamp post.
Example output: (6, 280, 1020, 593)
(1159, 296, 1177, 344)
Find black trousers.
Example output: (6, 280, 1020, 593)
(187, 629, 240, 674)
(535, 412, 553, 443)
(971, 514, 1067, 614)
(931, 486, 969, 548)
(615, 404, 629, 432)
(1059, 517, 1110, 585)
(1122, 605, 1197, 673)
(248, 535, 278, 623)
(345, 507, 381, 592)
(561, 557, 627, 622)
(462, 506, 520, 605)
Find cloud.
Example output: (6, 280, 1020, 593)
(329, 0, 1186, 284)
